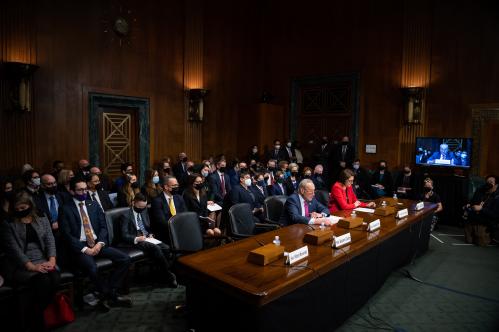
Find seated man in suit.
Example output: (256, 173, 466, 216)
(59, 178, 131, 312)
(427, 143, 457, 165)
(86, 173, 114, 211)
(279, 179, 331, 226)
(268, 171, 288, 196)
(228, 171, 263, 219)
(207, 159, 231, 207)
(150, 175, 186, 243)
(120, 193, 177, 287)
(250, 172, 269, 212)
(33, 174, 65, 231)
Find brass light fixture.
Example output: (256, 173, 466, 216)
(401, 87, 424, 124)
(187, 88, 208, 122)
(2, 61, 39, 112)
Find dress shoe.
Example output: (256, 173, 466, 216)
(109, 295, 133, 308)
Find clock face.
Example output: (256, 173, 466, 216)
(113, 17, 129, 37)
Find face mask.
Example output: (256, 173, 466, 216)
(133, 206, 146, 214)
(304, 173, 312, 178)
(250, 164, 257, 169)
(152, 176, 160, 184)
(32, 178, 41, 187)
(187, 167, 194, 173)
(131, 182, 140, 189)
(257, 180, 265, 187)
(14, 207, 32, 218)
(182, 157, 188, 163)
(194, 183, 204, 190)
(201, 171, 209, 177)
(485, 182, 493, 190)
(44, 187, 58, 195)
(291, 171, 298, 177)
(404, 169, 411, 175)
(239, 168, 247, 173)
(379, 166, 386, 171)
(252, 148, 258, 153)
(163, 167, 171, 173)
(341, 142, 348, 146)
(74, 193, 87, 201)
(277, 177, 284, 184)
(353, 164, 360, 170)
(287, 142, 292, 148)
(219, 167, 226, 173)
(275, 145, 281, 150)
(170, 187, 179, 195)
(244, 178, 252, 187)
(423, 187, 432, 193)
(268, 166, 275, 171)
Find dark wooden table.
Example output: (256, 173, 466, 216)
(179, 198, 437, 332)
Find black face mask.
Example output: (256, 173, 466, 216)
(44, 187, 58, 195)
(14, 207, 32, 219)
(379, 166, 386, 171)
(424, 187, 432, 193)
(171, 187, 179, 195)
(291, 171, 299, 177)
(163, 167, 171, 173)
(239, 168, 247, 173)
(484, 182, 493, 190)
(131, 182, 140, 189)
(182, 157, 188, 163)
(133, 206, 146, 214)
(250, 164, 257, 170)
(194, 183, 203, 190)
(219, 167, 226, 173)
(187, 167, 194, 173)
(404, 170, 411, 175)
(3, 191, 14, 200)
(341, 142, 348, 146)
(268, 167, 275, 171)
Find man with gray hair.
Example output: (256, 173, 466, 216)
(427, 143, 456, 165)
(279, 179, 330, 226)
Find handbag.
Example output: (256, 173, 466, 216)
(44, 292, 75, 329)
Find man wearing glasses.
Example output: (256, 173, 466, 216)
(59, 178, 132, 312)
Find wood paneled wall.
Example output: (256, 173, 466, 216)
(1, 0, 499, 176)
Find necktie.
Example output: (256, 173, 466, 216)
(78, 202, 95, 248)
(342, 145, 347, 160)
(92, 192, 103, 211)
(303, 200, 310, 217)
(136, 212, 148, 236)
(220, 174, 226, 196)
(48, 196, 58, 222)
(169, 197, 176, 216)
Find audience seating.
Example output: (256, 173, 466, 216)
(228, 203, 279, 240)
(168, 212, 204, 256)
(263, 195, 287, 225)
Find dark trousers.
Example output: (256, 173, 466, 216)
(135, 241, 173, 280)
(75, 246, 131, 298)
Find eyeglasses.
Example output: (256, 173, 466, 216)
(74, 188, 88, 193)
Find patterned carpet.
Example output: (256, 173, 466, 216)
(56, 225, 499, 332)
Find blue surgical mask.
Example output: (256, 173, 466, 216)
(152, 176, 160, 184)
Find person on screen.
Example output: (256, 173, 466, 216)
(427, 143, 456, 165)
(459, 151, 469, 166)
(328, 169, 376, 213)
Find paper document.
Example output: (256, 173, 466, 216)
(145, 238, 162, 245)
(354, 207, 375, 213)
(207, 203, 222, 212)
(326, 216, 341, 224)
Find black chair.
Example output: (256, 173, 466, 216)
(228, 203, 279, 240)
(315, 190, 329, 207)
(104, 207, 145, 261)
(168, 212, 204, 256)
(263, 195, 287, 225)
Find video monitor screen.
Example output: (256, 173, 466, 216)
(415, 137, 472, 168)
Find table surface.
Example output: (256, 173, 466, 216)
(178, 198, 437, 307)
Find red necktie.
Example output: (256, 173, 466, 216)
(304, 200, 310, 217)
(220, 174, 226, 196)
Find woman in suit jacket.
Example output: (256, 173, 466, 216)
(0, 192, 60, 331)
(329, 169, 376, 213)
(183, 174, 221, 237)
(284, 163, 301, 195)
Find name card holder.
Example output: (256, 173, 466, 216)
(247, 244, 285, 266)
(338, 216, 364, 229)
(374, 206, 396, 216)
(366, 219, 381, 232)
(396, 208, 409, 219)
(286, 246, 309, 265)
(384, 197, 399, 206)
(303, 229, 334, 245)
(332, 233, 352, 248)
(414, 201, 424, 211)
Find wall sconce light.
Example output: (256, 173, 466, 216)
(401, 87, 424, 124)
(187, 88, 208, 122)
(2, 61, 39, 112)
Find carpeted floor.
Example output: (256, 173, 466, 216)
(56, 225, 499, 332)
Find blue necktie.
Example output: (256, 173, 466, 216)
(49, 196, 58, 222)
(137, 213, 148, 236)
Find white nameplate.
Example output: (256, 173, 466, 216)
(286, 246, 309, 265)
(332, 233, 351, 248)
(396, 208, 409, 219)
(415, 201, 424, 211)
(354, 207, 375, 213)
(435, 159, 451, 165)
(367, 230, 380, 241)
(367, 219, 381, 232)
(325, 216, 341, 225)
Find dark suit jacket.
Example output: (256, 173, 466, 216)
(427, 151, 456, 164)
(284, 176, 300, 195)
(283, 147, 296, 162)
(371, 170, 394, 196)
(183, 191, 209, 217)
(172, 162, 188, 181)
(150, 193, 186, 241)
(269, 183, 287, 196)
(88, 189, 114, 211)
(312, 174, 327, 191)
(250, 185, 268, 209)
(267, 148, 287, 162)
(207, 172, 231, 205)
(279, 193, 329, 225)
(120, 208, 152, 245)
(228, 184, 256, 209)
(331, 144, 355, 165)
(59, 200, 108, 254)
(394, 173, 418, 199)
(33, 191, 65, 224)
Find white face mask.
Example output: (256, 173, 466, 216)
(353, 164, 360, 170)
(275, 145, 281, 150)
(287, 142, 292, 148)
(152, 176, 160, 184)
(252, 148, 258, 153)
(32, 178, 41, 187)
(244, 178, 252, 187)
